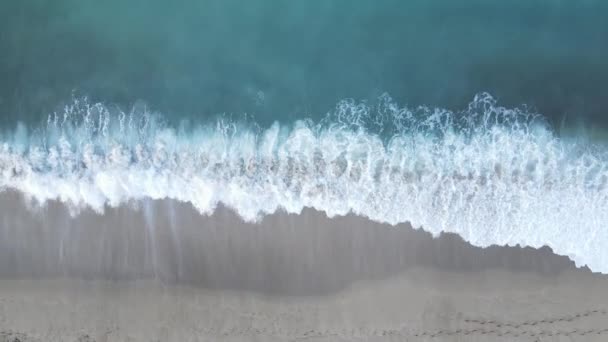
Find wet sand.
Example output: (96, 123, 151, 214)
(1, 192, 607, 341)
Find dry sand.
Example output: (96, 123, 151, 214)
(1, 192, 607, 341)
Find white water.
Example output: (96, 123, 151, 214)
(1, 94, 607, 272)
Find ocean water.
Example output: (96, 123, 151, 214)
(1, 1, 607, 274)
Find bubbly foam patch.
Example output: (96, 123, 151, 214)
(0, 94, 607, 272)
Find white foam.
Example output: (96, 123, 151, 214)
(0, 94, 607, 272)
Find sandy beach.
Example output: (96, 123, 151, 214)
(1, 192, 608, 341)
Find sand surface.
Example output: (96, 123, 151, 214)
(2, 270, 608, 341)
(1, 193, 607, 341)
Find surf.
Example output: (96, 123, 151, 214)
(0, 93, 606, 273)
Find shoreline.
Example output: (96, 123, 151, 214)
(1, 191, 607, 340)
(0, 191, 588, 293)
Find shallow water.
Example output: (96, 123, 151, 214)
(0, 192, 580, 295)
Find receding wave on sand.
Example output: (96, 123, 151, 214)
(0, 190, 583, 291)
(1, 191, 608, 341)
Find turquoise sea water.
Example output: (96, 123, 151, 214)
(1, 1, 607, 133)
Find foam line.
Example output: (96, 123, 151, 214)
(0, 93, 606, 272)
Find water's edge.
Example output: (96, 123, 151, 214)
(1, 190, 593, 296)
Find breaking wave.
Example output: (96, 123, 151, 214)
(0, 93, 607, 272)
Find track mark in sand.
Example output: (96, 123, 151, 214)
(408, 308, 608, 339)
(2, 308, 607, 340)
(412, 327, 608, 339)
(3, 326, 608, 341)
(406, 308, 608, 340)
(463, 308, 607, 328)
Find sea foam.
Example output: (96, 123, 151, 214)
(0, 93, 607, 272)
